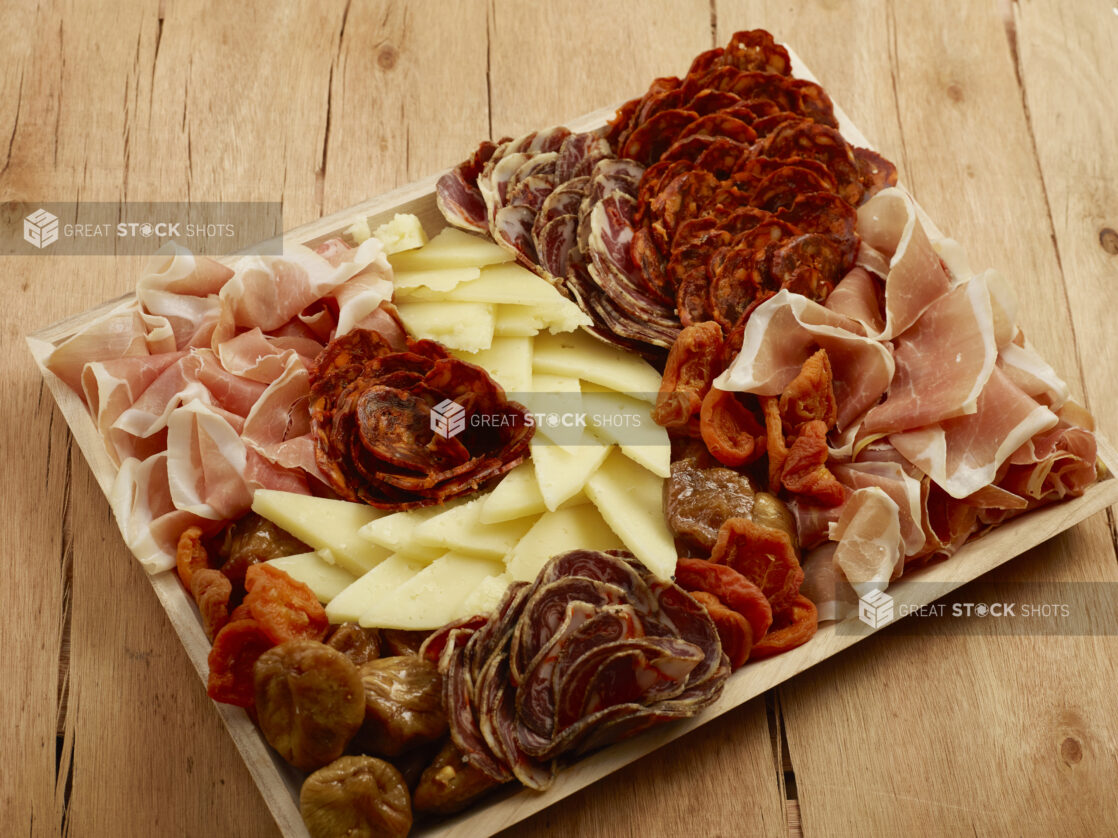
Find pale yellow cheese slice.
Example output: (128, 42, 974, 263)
(251, 490, 391, 577)
(265, 551, 356, 604)
(479, 461, 590, 524)
(393, 266, 480, 294)
(358, 506, 445, 561)
(451, 336, 532, 394)
(359, 552, 505, 630)
(401, 262, 563, 305)
(460, 572, 514, 617)
(530, 428, 612, 511)
(388, 226, 512, 272)
(324, 553, 430, 624)
(395, 300, 495, 352)
(533, 330, 662, 400)
(584, 450, 677, 580)
(494, 302, 590, 337)
(581, 388, 671, 478)
(506, 504, 625, 582)
(411, 497, 538, 560)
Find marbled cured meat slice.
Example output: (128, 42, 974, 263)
(436, 140, 502, 233)
(534, 214, 579, 282)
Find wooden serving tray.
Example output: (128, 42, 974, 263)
(26, 50, 1118, 838)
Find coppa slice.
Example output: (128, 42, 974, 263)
(387, 226, 513, 272)
(251, 491, 391, 576)
(358, 552, 506, 630)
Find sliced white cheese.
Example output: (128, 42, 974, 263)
(402, 262, 566, 306)
(584, 450, 676, 580)
(395, 300, 495, 352)
(265, 551, 356, 604)
(373, 213, 428, 254)
(251, 490, 391, 577)
(533, 330, 662, 400)
(530, 428, 612, 511)
(451, 336, 532, 394)
(520, 373, 583, 450)
(581, 388, 671, 478)
(412, 497, 538, 559)
(388, 226, 512, 272)
(326, 553, 430, 624)
(345, 218, 372, 246)
(506, 505, 625, 582)
(494, 302, 590, 337)
(359, 552, 505, 630)
(460, 572, 514, 617)
(358, 506, 446, 561)
(393, 266, 480, 294)
(480, 461, 589, 524)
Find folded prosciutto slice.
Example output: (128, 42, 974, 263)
(44, 236, 396, 572)
(716, 183, 1099, 611)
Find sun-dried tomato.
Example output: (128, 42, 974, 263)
(699, 387, 766, 467)
(175, 526, 210, 591)
(243, 564, 328, 645)
(191, 568, 232, 642)
(229, 603, 253, 622)
(711, 516, 804, 609)
(207, 619, 274, 708)
(675, 558, 773, 642)
(691, 590, 753, 670)
(780, 420, 845, 506)
(749, 594, 818, 660)
(653, 321, 725, 430)
(761, 396, 788, 490)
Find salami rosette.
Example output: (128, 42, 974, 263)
(308, 329, 533, 509)
(427, 550, 729, 790)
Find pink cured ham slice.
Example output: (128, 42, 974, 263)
(861, 274, 1001, 434)
(830, 486, 905, 594)
(45, 304, 154, 395)
(832, 461, 925, 557)
(137, 244, 235, 348)
(997, 335, 1071, 409)
(824, 266, 885, 336)
(855, 187, 952, 340)
(714, 288, 895, 432)
(889, 366, 1059, 499)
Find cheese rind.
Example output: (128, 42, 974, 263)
(584, 450, 677, 580)
(251, 490, 391, 576)
(359, 552, 505, 629)
(325, 553, 429, 624)
(395, 301, 496, 352)
(266, 552, 356, 604)
(388, 227, 512, 272)
(532, 330, 662, 399)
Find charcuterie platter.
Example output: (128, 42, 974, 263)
(27, 32, 1118, 838)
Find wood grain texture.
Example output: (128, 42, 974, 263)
(6, 1, 1118, 837)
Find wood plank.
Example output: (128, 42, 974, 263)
(1012, 0, 1118, 439)
(709, 1, 1118, 834)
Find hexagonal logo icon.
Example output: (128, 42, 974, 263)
(24, 208, 59, 249)
(858, 588, 894, 629)
(430, 398, 466, 439)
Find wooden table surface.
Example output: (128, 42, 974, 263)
(5, 1, 1118, 835)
